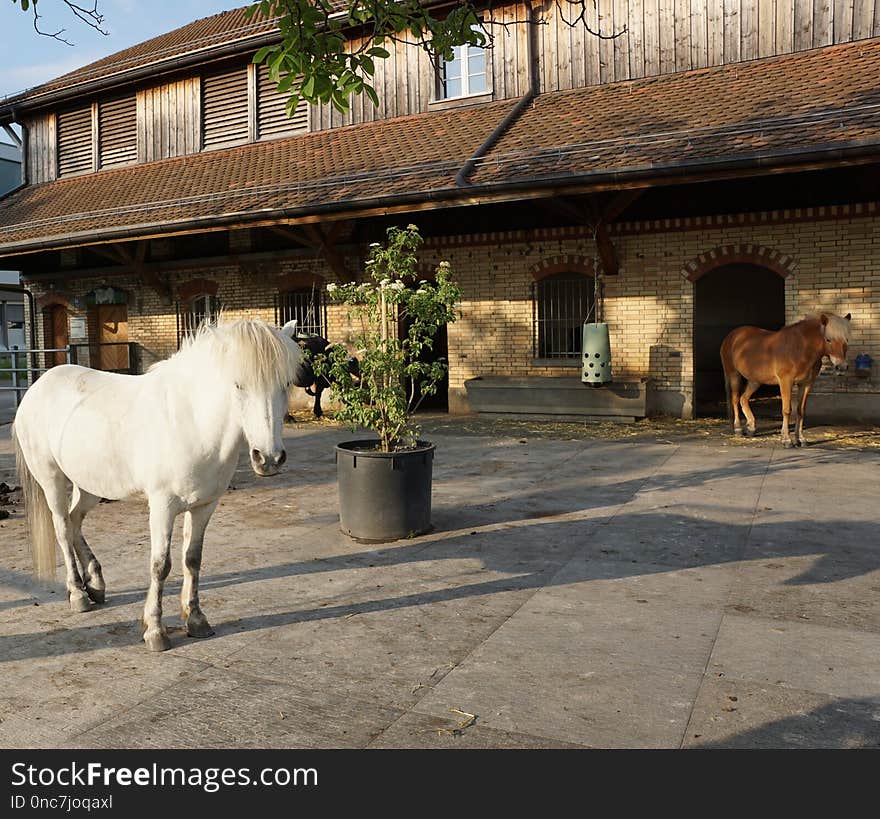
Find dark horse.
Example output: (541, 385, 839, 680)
(720, 312, 851, 447)
(294, 332, 359, 418)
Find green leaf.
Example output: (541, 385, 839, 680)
(253, 45, 277, 64)
(364, 85, 379, 107)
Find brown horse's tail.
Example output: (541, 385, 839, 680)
(13, 426, 56, 580)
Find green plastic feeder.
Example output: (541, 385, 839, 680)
(582, 322, 612, 386)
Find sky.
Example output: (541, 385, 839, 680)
(0, 0, 247, 100)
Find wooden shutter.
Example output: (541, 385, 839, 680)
(98, 95, 136, 168)
(136, 78, 201, 162)
(202, 66, 249, 150)
(25, 112, 57, 183)
(257, 64, 308, 140)
(57, 106, 93, 176)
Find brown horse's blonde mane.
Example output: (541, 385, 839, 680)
(803, 312, 850, 341)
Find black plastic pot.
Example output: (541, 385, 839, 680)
(335, 440, 435, 542)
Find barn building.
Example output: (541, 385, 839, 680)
(0, 2, 878, 420)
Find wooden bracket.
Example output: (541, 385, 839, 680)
(303, 223, 351, 282)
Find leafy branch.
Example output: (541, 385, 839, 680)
(313, 224, 461, 452)
(248, 1, 626, 114)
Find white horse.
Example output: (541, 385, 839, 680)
(13, 318, 308, 651)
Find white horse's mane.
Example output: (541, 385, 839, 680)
(154, 318, 302, 390)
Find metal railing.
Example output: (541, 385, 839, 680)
(0, 342, 138, 408)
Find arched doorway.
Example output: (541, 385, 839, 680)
(694, 264, 785, 416)
(43, 304, 69, 368)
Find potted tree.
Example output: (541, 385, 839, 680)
(314, 225, 461, 542)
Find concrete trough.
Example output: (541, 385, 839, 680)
(464, 375, 648, 420)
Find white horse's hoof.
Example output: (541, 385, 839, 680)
(85, 585, 105, 604)
(144, 631, 172, 652)
(733, 428, 743, 437)
(186, 613, 215, 639)
(782, 439, 793, 448)
(69, 593, 94, 613)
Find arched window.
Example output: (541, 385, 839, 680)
(532, 272, 595, 360)
(177, 293, 220, 345)
(277, 287, 326, 337)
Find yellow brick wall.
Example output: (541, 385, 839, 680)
(22, 209, 880, 420)
(419, 212, 880, 416)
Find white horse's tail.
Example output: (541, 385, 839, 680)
(13, 426, 56, 580)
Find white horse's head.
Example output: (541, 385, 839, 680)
(233, 320, 310, 477)
(179, 319, 307, 477)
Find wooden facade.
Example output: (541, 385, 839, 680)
(15, 0, 880, 181)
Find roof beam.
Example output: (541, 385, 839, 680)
(303, 223, 351, 282)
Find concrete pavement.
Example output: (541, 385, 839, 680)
(0, 420, 877, 748)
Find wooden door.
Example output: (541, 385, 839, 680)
(44, 305, 69, 367)
(97, 304, 129, 371)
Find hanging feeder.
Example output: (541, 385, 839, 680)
(582, 322, 612, 386)
(581, 265, 612, 386)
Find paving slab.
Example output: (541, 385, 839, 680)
(69, 666, 402, 749)
(1, 419, 879, 749)
(707, 613, 880, 699)
(683, 676, 880, 749)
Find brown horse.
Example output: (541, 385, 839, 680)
(720, 313, 851, 447)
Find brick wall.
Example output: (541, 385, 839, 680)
(420, 210, 880, 417)
(22, 207, 880, 421)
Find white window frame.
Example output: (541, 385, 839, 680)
(439, 35, 489, 101)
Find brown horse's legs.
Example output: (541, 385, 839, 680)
(739, 380, 760, 436)
(729, 372, 744, 435)
(778, 377, 795, 447)
(796, 381, 814, 446)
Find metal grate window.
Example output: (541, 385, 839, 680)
(532, 272, 594, 360)
(176, 294, 221, 347)
(275, 288, 326, 337)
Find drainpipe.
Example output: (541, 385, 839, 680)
(455, 1, 537, 187)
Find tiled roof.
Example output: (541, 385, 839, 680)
(1, 37, 879, 255)
(471, 37, 880, 185)
(1, 6, 278, 106)
(0, 99, 517, 251)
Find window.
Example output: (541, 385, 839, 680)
(177, 294, 220, 345)
(202, 66, 249, 150)
(439, 36, 488, 99)
(257, 64, 309, 140)
(532, 272, 595, 360)
(57, 106, 93, 177)
(276, 287, 326, 337)
(98, 95, 136, 168)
